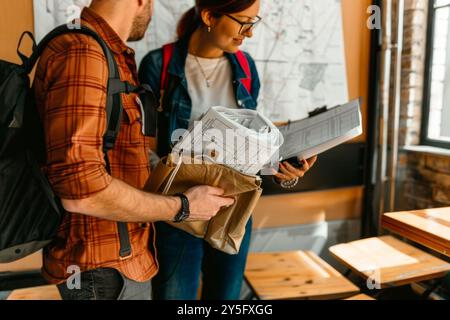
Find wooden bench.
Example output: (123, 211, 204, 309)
(244, 251, 360, 300)
(329, 236, 450, 289)
(382, 207, 450, 257)
(0, 251, 42, 273)
(344, 294, 375, 300)
(6, 285, 61, 300)
(0, 251, 47, 292)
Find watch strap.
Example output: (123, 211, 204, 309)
(173, 193, 190, 223)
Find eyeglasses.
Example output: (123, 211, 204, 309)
(223, 14, 262, 35)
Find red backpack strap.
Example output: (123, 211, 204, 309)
(235, 50, 252, 94)
(158, 43, 175, 111)
(161, 43, 175, 90)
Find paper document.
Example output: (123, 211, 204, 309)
(172, 107, 283, 176)
(278, 99, 363, 161)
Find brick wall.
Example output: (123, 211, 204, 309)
(396, 0, 450, 210)
(399, 0, 428, 146)
(397, 150, 450, 209)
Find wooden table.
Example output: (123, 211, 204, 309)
(244, 251, 360, 300)
(329, 236, 450, 288)
(382, 207, 450, 257)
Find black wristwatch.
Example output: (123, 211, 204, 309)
(173, 193, 190, 223)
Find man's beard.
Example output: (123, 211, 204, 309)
(128, 2, 152, 42)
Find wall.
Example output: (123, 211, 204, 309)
(342, 0, 372, 144)
(399, 0, 428, 146)
(397, 149, 450, 209)
(0, 0, 34, 64)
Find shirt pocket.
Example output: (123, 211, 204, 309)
(175, 101, 191, 129)
(122, 96, 144, 145)
(238, 96, 257, 110)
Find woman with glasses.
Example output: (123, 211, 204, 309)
(139, 0, 316, 300)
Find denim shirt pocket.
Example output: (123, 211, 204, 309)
(236, 84, 257, 110)
(174, 100, 191, 130)
(237, 96, 257, 110)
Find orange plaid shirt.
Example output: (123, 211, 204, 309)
(34, 8, 158, 284)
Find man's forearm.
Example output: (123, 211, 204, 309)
(61, 178, 181, 223)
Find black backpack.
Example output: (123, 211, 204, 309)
(0, 25, 150, 263)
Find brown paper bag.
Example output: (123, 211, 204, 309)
(145, 156, 262, 255)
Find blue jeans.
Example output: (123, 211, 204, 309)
(152, 218, 253, 300)
(57, 268, 152, 300)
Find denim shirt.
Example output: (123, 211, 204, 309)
(138, 37, 261, 152)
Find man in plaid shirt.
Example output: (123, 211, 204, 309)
(34, 0, 234, 300)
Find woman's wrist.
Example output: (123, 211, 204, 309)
(273, 176, 299, 189)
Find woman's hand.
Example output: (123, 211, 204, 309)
(274, 155, 318, 183)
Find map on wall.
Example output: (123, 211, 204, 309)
(34, 0, 349, 122)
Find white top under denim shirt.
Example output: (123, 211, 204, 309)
(185, 53, 238, 124)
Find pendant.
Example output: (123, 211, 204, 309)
(206, 80, 211, 88)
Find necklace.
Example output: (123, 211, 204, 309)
(192, 55, 222, 88)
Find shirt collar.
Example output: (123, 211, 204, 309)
(81, 7, 135, 56)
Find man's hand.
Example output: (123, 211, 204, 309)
(275, 155, 318, 183)
(184, 186, 235, 221)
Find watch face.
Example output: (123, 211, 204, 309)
(180, 212, 189, 221)
(175, 211, 188, 223)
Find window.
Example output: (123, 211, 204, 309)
(423, 0, 450, 148)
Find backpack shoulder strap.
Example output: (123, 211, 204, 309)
(161, 43, 175, 91)
(235, 50, 252, 94)
(26, 25, 118, 80)
(158, 43, 175, 112)
(25, 25, 137, 155)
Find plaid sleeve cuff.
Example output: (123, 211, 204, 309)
(48, 165, 113, 200)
